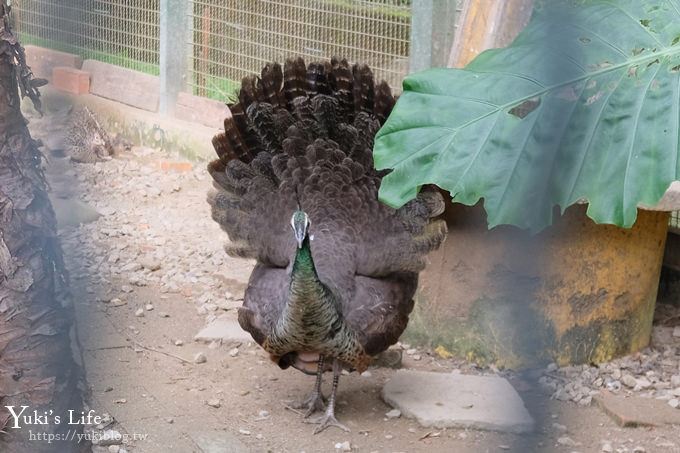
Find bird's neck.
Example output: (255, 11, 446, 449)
(290, 235, 322, 297)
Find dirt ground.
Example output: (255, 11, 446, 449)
(26, 105, 680, 453)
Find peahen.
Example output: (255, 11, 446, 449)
(207, 57, 447, 433)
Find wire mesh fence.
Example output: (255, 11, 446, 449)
(13, 0, 411, 102)
(187, 0, 411, 100)
(670, 211, 680, 232)
(13, 0, 160, 75)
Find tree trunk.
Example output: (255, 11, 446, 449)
(0, 4, 86, 452)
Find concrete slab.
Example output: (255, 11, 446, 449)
(382, 370, 534, 433)
(191, 431, 249, 453)
(24, 45, 83, 81)
(175, 92, 230, 129)
(194, 315, 252, 344)
(30, 86, 219, 161)
(594, 390, 680, 427)
(83, 59, 160, 112)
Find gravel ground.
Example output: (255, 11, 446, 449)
(23, 104, 680, 453)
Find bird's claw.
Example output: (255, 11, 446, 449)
(304, 412, 350, 434)
(285, 393, 327, 417)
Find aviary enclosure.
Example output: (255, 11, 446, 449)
(1, 0, 679, 452)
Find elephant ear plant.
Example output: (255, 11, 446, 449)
(375, 0, 680, 232)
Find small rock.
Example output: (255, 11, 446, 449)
(159, 311, 170, 318)
(553, 389, 570, 401)
(175, 340, 184, 346)
(406, 348, 417, 355)
(207, 399, 221, 408)
(385, 409, 401, 419)
(635, 377, 652, 389)
(120, 284, 134, 293)
(668, 398, 679, 409)
(557, 436, 580, 447)
(578, 395, 592, 406)
(499, 446, 510, 451)
(334, 441, 351, 451)
(546, 363, 558, 372)
(671, 375, 680, 387)
(673, 326, 680, 338)
(229, 348, 239, 357)
(361, 370, 372, 377)
(98, 206, 116, 216)
(139, 257, 161, 271)
(258, 410, 270, 419)
(239, 429, 251, 435)
(166, 417, 174, 424)
(111, 298, 126, 307)
(256, 433, 263, 440)
(632, 447, 646, 453)
(135, 308, 144, 317)
(145, 303, 154, 311)
(122, 262, 142, 272)
(108, 446, 120, 453)
(194, 352, 207, 364)
(96, 429, 122, 446)
(413, 354, 422, 361)
(621, 374, 637, 388)
(602, 442, 614, 452)
(552, 423, 567, 432)
(385, 434, 393, 440)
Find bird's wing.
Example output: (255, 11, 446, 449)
(238, 263, 288, 346)
(344, 273, 418, 356)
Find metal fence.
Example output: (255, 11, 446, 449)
(13, 0, 411, 101)
(188, 0, 411, 100)
(13, 0, 160, 75)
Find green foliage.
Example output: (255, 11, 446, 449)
(375, 0, 680, 231)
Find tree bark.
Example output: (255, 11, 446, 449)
(0, 3, 86, 452)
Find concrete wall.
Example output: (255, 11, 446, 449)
(23, 46, 229, 161)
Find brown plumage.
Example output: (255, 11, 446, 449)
(65, 107, 114, 163)
(208, 57, 446, 433)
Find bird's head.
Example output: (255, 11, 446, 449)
(290, 210, 311, 248)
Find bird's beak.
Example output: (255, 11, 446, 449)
(294, 224, 306, 248)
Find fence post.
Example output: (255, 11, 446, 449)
(409, 0, 433, 74)
(160, 0, 189, 115)
(409, 0, 458, 73)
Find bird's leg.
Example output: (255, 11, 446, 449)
(286, 355, 327, 417)
(305, 358, 350, 434)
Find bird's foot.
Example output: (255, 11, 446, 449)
(304, 411, 350, 434)
(285, 392, 327, 418)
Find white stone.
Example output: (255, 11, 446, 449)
(385, 409, 401, 419)
(382, 370, 534, 433)
(194, 352, 207, 364)
(194, 316, 252, 343)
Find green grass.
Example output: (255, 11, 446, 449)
(325, 0, 412, 19)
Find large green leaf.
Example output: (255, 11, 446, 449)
(374, 0, 680, 231)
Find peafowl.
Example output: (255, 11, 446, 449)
(65, 106, 114, 163)
(207, 57, 447, 433)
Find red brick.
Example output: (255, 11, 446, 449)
(52, 66, 90, 94)
(24, 45, 83, 81)
(156, 159, 193, 173)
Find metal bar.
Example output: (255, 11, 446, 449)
(160, 0, 187, 114)
(409, 0, 433, 74)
